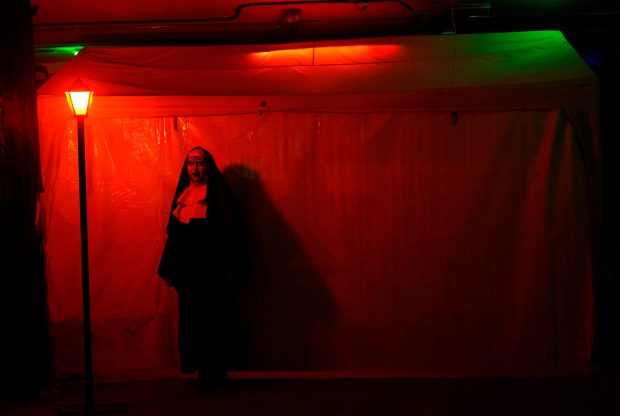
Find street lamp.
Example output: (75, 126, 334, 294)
(63, 80, 126, 416)
(65, 78, 95, 415)
(66, 79, 93, 117)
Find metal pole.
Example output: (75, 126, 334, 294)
(77, 115, 95, 416)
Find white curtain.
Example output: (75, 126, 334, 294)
(38, 109, 594, 378)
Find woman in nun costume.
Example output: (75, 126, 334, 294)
(158, 147, 251, 394)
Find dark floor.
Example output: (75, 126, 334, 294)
(2, 374, 619, 416)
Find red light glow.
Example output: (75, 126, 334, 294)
(249, 43, 401, 67)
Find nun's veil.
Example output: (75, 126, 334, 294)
(160, 147, 251, 280)
(167, 148, 236, 230)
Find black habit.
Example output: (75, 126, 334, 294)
(158, 147, 251, 384)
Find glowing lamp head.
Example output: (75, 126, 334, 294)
(65, 78, 93, 116)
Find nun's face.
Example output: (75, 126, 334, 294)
(187, 149, 207, 184)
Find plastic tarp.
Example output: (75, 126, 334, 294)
(37, 31, 601, 378)
(38, 31, 598, 116)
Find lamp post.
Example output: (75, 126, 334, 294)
(66, 79, 95, 416)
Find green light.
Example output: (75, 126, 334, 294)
(35, 45, 84, 58)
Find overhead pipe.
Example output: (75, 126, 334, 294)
(33, 0, 420, 29)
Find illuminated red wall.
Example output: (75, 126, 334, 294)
(37, 109, 594, 378)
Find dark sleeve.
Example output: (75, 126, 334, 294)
(157, 235, 177, 282)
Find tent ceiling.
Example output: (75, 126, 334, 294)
(37, 31, 598, 117)
(32, 0, 619, 79)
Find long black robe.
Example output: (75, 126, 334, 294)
(158, 147, 251, 378)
